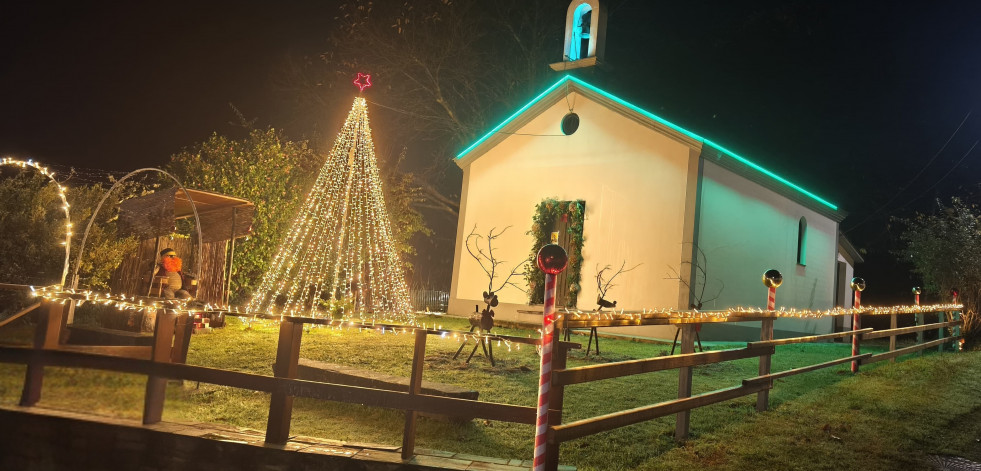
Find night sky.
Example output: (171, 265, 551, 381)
(2, 1, 980, 302)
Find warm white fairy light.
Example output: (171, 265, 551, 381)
(30, 286, 205, 318)
(1, 156, 71, 286)
(562, 303, 964, 325)
(246, 98, 412, 323)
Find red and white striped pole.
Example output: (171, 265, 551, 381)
(762, 269, 782, 309)
(850, 277, 866, 373)
(913, 287, 921, 306)
(758, 269, 782, 412)
(533, 233, 568, 471)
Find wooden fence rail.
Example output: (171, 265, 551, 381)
(0, 295, 966, 471)
(553, 345, 771, 386)
(0, 298, 575, 465)
(541, 310, 963, 471)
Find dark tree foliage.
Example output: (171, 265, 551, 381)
(895, 198, 980, 346)
(0, 169, 140, 290)
(167, 128, 321, 304)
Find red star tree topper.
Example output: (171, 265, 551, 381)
(353, 72, 372, 92)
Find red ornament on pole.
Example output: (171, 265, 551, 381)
(532, 233, 567, 471)
(353, 72, 372, 92)
(850, 277, 866, 373)
(912, 286, 921, 306)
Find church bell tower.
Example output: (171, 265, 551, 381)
(550, 0, 607, 71)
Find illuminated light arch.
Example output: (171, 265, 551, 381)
(71, 168, 204, 291)
(0, 156, 72, 286)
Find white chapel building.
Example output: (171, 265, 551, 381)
(448, 0, 859, 340)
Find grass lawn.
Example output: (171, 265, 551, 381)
(0, 314, 978, 470)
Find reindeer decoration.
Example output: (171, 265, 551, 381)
(470, 291, 498, 331)
(572, 261, 640, 355)
(664, 243, 723, 311)
(454, 225, 530, 365)
(665, 243, 724, 353)
(595, 261, 640, 311)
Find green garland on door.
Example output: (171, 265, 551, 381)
(526, 198, 585, 307)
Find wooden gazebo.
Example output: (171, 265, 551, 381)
(109, 188, 254, 305)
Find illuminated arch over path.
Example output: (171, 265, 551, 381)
(0, 157, 72, 286)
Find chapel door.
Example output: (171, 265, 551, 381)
(550, 216, 572, 308)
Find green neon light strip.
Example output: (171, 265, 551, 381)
(456, 75, 838, 211)
(455, 78, 570, 159)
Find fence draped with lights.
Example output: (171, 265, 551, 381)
(0, 280, 966, 471)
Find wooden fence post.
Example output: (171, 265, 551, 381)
(545, 340, 570, 470)
(756, 318, 774, 412)
(889, 313, 897, 362)
(143, 309, 177, 424)
(20, 299, 66, 406)
(59, 299, 75, 345)
(675, 324, 696, 442)
(938, 311, 946, 353)
(170, 314, 194, 364)
(916, 313, 924, 355)
(265, 319, 303, 444)
(953, 310, 962, 345)
(851, 312, 861, 373)
(401, 329, 427, 460)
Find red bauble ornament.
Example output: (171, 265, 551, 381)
(536, 244, 568, 275)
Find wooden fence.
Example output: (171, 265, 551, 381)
(0, 291, 578, 465)
(0, 287, 964, 471)
(546, 309, 963, 469)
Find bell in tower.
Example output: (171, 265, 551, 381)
(550, 0, 607, 71)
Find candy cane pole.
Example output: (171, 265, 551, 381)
(758, 269, 782, 412)
(533, 235, 568, 471)
(850, 277, 866, 373)
(761, 268, 781, 310)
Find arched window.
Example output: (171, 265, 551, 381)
(570, 3, 593, 61)
(797, 217, 807, 266)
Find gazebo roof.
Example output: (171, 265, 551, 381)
(174, 189, 252, 219)
(119, 188, 254, 243)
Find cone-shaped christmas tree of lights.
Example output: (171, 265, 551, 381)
(246, 94, 412, 323)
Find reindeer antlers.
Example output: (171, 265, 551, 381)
(665, 242, 723, 308)
(465, 225, 531, 294)
(596, 261, 641, 299)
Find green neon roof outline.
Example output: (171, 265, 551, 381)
(455, 75, 838, 211)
